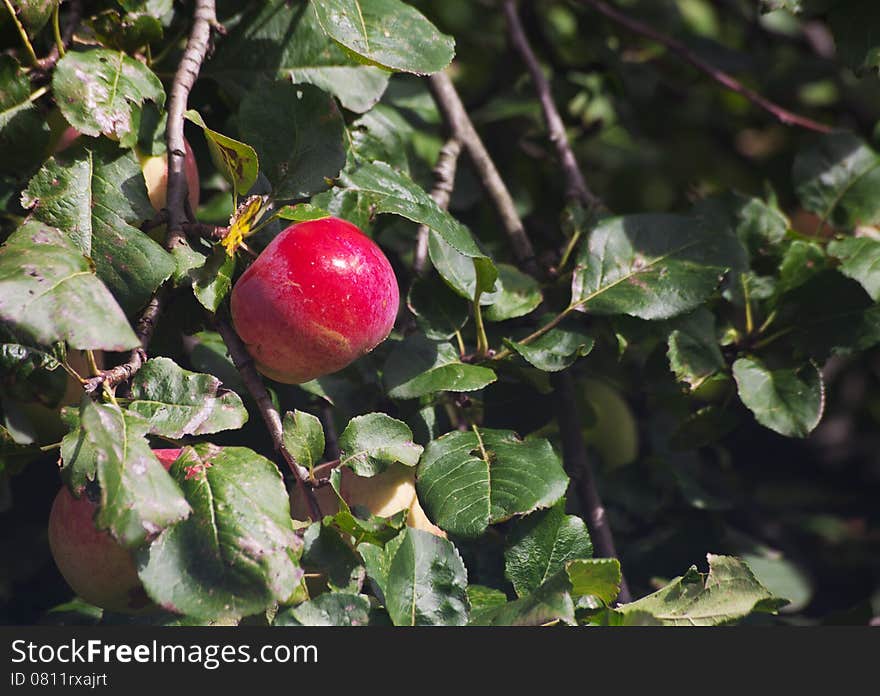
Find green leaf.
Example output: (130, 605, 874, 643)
(732, 357, 824, 438)
(666, 308, 725, 389)
(483, 264, 543, 322)
(349, 104, 413, 172)
(137, 444, 304, 622)
(504, 321, 594, 372)
(383, 528, 469, 626)
(341, 160, 488, 260)
(301, 522, 364, 593)
(407, 272, 469, 340)
(238, 81, 346, 200)
(427, 230, 501, 302)
(184, 110, 258, 198)
(88, 7, 164, 53)
(52, 48, 165, 147)
(127, 358, 248, 439)
(466, 585, 508, 613)
(565, 558, 622, 606)
(282, 410, 325, 475)
(613, 554, 786, 626)
(12, 0, 57, 34)
(0, 342, 65, 406)
(0, 55, 49, 175)
(324, 468, 409, 546)
(383, 335, 497, 399)
(417, 428, 569, 538)
(359, 532, 405, 603)
(67, 400, 190, 547)
(338, 413, 423, 477)
(827, 0, 880, 73)
(692, 192, 788, 260)
(275, 203, 331, 222)
(793, 132, 880, 228)
(189, 246, 235, 313)
(504, 501, 593, 597)
(311, 0, 455, 75)
(776, 271, 880, 360)
(777, 240, 828, 295)
(0, 222, 138, 351)
(571, 214, 745, 320)
(206, 0, 390, 113)
(827, 237, 880, 300)
(22, 138, 174, 315)
(469, 572, 574, 626)
(184, 330, 247, 398)
(275, 593, 371, 626)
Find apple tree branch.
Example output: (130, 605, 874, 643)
(580, 0, 831, 134)
(429, 38, 632, 603)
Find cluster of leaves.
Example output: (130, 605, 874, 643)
(2, 0, 879, 625)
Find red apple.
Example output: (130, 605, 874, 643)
(230, 217, 400, 384)
(47, 448, 182, 612)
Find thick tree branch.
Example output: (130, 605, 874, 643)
(551, 372, 631, 603)
(165, 0, 218, 252)
(428, 71, 539, 276)
(414, 137, 462, 276)
(580, 0, 831, 134)
(216, 319, 322, 521)
(503, 1, 603, 210)
(83, 2, 219, 396)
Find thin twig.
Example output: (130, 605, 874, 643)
(503, 0, 602, 209)
(414, 137, 462, 276)
(216, 319, 322, 521)
(428, 71, 539, 275)
(580, 0, 831, 133)
(551, 372, 632, 604)
(82, 295, 162, 394)
(165, 0, 218, 252)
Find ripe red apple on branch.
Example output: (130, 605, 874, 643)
(47, 449, 181, 613)
(230, 217, 400, 383)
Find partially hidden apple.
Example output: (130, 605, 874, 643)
(290, 463, 446, 537)
(47, 448, 182, 612)
(54, 126, 200, 213)
(15, 349, 104, 445)
(230, 217, 400, 384)
(137, 139, 200, 213)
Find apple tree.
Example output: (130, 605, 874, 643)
(1, 0, 879, 626)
